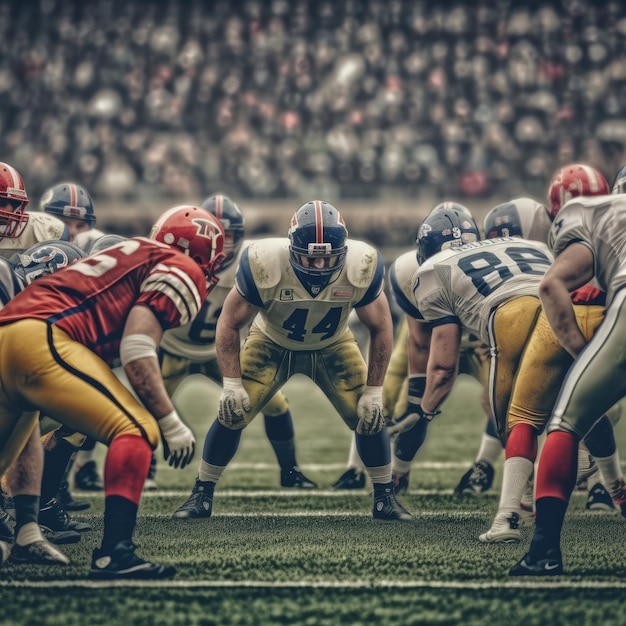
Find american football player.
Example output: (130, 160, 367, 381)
(474, 184, 623, 544)
(0, 205, 225, 579)
(0, 240, 87, 562)
(39, 182, 102, 243)
(455, 197, 553, 498)
(401, 208, 554, 537)
(39, 182, 106, 498)
(173, 200, 412, 521)
(0, 163, 70, 258)
(511, 170, 626, 575)
(162, 195, 316, 499)
(332, 201, 484, 493)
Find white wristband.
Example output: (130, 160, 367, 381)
(120, 333, 157, 366)
(223, 377, 243, 389)
(158, 409, 181, 429)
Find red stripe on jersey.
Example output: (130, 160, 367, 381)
(314, 200, 323, 243)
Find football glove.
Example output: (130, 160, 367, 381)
(387, 404, 441, 439)
(356, 386, 385, 435)
(158, 410, 196, 469)
(218, 377, 251, 428)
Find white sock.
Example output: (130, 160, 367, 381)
(476, 433, 502, 467)
(594, 452, 624, 499)
(497, 457, 534, 514)
(197, 460, 225, 484)
(16, 522, 43, 546)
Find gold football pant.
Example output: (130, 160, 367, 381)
(0, 320, 160, 477)
(160, 349, 290, 416)
(486, 295, 542, 442)
(223, 327, 367, 430)
(508, 304, 605, 435)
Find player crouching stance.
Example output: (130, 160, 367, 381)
(173, 200, 412, 521)
(0, 206, 225, 579)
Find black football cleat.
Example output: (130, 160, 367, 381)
(454, 461, 495, 496)
(89, 540, 175, 580)
(332, 468, 366, 490)
(172, 479, 214, 519)
(57, 481, 90, 511)
(280, 467, 317, 489)
(373, 490, 413, 521)
(40, 498, 92, 533)
(509, 549, 563, 576)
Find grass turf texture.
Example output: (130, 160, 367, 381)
(2, 376, 626, 625)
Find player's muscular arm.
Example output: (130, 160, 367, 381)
(421, 322, 461, 413)
(216, 287, 260, 378)
(355, 292, 393, 386)
(122, 305, 172, 418)
(539, 243, 594, 358)
(406, 316, 431, 375)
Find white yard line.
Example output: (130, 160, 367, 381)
(1, 579, 625, 590)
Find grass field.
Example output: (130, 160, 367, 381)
(2, 374, 626, 626)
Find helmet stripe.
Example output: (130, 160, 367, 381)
(215, 195, 223, 220)
(581, 164, 601, 193)
(69, 183, 78, 208)
(314, 200, 323, 243)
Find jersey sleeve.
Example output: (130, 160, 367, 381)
(388, 253, 422, 318)
(353, 250, 384, 307)
(413, 265, 461, 327)
(235, 247, 264, 307)
(136, 256, 206, 329)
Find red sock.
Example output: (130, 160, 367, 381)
(535, 431, 579, 501)
(104, 434, 152, 505)
(505, 423, 537, 460)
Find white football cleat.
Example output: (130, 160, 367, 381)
(479, 511, 522, 543)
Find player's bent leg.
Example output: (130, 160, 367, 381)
(356, 430, 413, 522)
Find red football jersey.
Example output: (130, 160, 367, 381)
(0, 237, 209, 365)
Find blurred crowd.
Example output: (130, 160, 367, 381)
(2, 0, 626, 203)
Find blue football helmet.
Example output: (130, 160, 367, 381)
(85, 234, 128, 255)
(200, 194, 244, 270)
(612, 164, 626, 195)
(39, 182, 96, 226)
(12, 240, 86, 285)
(428, 201, 473, 218)
(416, 208, 480, 264)
(288, 200, 348, 295)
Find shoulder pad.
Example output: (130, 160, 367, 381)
(345, 239, 382, 288)
(245, 238, 290, 289)
(29, 212, 68, 241)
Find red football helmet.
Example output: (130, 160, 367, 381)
(0, 161, 29, 238)
(547, 163, 610, 218)
(149, 205, 226, 290)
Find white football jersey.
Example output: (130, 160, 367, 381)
(159, 240, 251, 362)
(0, 213, 69, 259)
(411, 237, 553, 344)
(550, 194, 626, 306)
(237, 237, 384, 350)
(388, 250, 420, 318)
